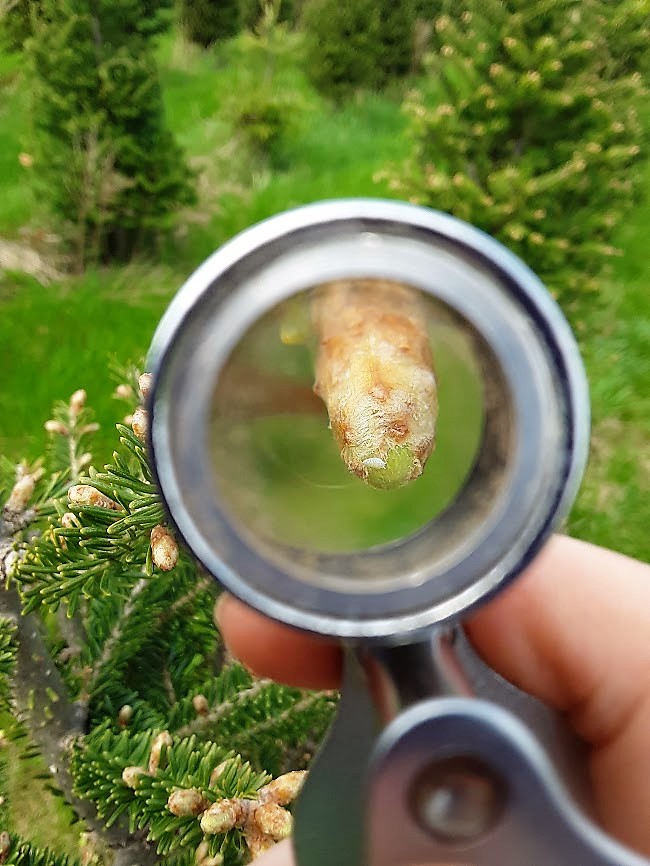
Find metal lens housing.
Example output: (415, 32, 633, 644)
(147, 199, 589, 642)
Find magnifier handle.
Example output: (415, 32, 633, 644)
(367, 697, 650, 866)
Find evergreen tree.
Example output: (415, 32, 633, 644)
(179, 0, 241, 47)
(382, 0, 645, 311)
(0, 382, 336, 864)
(25, 0, 194, 268)
(302, 0, 419, 99)
(1, 0, 41, 51)
(239, 0, 299, 32)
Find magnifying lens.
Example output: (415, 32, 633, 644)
(147, 200, 647, 866)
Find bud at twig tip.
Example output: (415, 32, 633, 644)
(138, 372, 153, 400)
(150, 525, 179, 571)
(70, 389, 87, 415)
(132, 407, 148, 441)
(167, 787, 208, 817)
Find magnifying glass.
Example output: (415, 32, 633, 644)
(146, 200, 646, 865)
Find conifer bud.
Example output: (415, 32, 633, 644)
(118, 704, 133, 727)
(195, 844, 224, 866)
(200, 799, 240, 835)
(5, 474, 35, 512)
(168, 787, 209, 817)
(132, 407, 149, 441)
(45, 420, 69, 436)
(254, 803, 293, 840)
(114, 383, 134, 400)
(193, 694, 209, 716)
(260, 771, 307, 806)
(149, 731, 173, 773)
(150, 525, 179, 571)
(209, 760, 231, 787)
(70, 389, 87, 415)
(122, 766, 147, 789)
(138, 372, 153, 400)
(68, 485, 121, 511)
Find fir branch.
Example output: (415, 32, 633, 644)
(161, 577, 212, 623)
(0, 583, 157, 866)
(14, 425, 165, 615)
(2, 836, 80, 866)
(0, 618, 17, 710)
(72, 726, 304, 864)
(85, 577, 148, 696)
(173, 675, 273, 740)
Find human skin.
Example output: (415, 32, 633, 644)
(216, 535, 650, 863)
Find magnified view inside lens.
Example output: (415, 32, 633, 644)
(210, 279, 485, 554)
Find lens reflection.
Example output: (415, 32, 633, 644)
(210, 280, 484, 554)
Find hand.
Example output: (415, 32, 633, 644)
(216, 535, 650, 864)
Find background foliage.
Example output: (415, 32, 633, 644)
(0, 0, 648, 862)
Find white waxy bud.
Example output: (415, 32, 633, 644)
(68, 485, 121, 511)
(193, 694, 209, 716)
(114, 383, 134, 400)
(138, 372, 153, 400)
(254, 802, 293, 840)
(61, 512, 79, 529)
(260, 770, 307, 806)
(150, 525, 179, 571)
(5, 474, 35, 512)
(244, 826, 275, 858)
(167, 787, 208, 817)
(80, 423, 100, 435)
(70, 389, 87, 415)
(45, 420, 69, 435)
(200, 799, 240, 835)
(132, 407, 149, 441)
(122, 766, 147, 789)
(195, 842, 210, 863)
(209, 760, 231, 787)
(196, 846, 224, 866)
(118, 705, 133, 727)
(149, 731, 173, 773)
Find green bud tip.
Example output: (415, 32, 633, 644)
(362, 446, 420, 490)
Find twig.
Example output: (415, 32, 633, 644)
(0, 582, 157, 866)
(86, 577, 148, 694)
(175, 678, 273, 738)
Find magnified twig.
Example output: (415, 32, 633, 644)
(284, 280, 438, 490)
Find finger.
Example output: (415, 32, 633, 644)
(215, 593, 342, 689)
(466, 534, 650, 745)
(466, 534, 650, 853)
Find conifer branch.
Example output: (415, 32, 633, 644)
(85, 578, 149, 697)
(175, 678, 274, 739)
(0, 582, 158, 866)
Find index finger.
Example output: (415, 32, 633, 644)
(216, 535, 650, 714)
